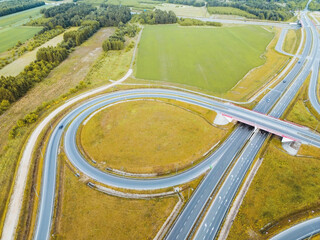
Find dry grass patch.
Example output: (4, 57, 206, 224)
(224, 28, 291, 101)
(54, 164, 178, 240)
(283, 29, 302, 55)
(80, 100, 226, 174)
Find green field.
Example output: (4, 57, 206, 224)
(135, 25, 274, 93)
(0, 6, 47, 53)
(0, 26, 42, 53)
(0, 6, 46, 28)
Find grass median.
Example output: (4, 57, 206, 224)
(80, 100, 228, 174)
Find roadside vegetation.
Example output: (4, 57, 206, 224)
(228, 78, 320, 239)
(52, 162, 179, 239)
(135, 24, 274, 94)
(228, 137, 320, 239)
(178, 18, 222, 26)
(283, 29, 302, 55)
(80, 100, 227, 174)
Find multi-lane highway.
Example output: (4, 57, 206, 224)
(168, 9, 319, 240)
(268, 9, 320, 240)
(32, 5, 320, 240)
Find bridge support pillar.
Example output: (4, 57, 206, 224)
(214, 113, 233, 126)
(282, 137, 301, 156)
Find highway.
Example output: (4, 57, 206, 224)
(267, 10, 320, 240)
(32, 7, 320, 240)
(194, 9, 320, 240)
(168, 10, 319, 240)
(270, 217, 320, 240)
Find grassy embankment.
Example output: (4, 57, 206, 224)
(135, 25, 274, 97)
(283, 29, 302, 55)
(80, 100, 228, 174)
(53, 163, 179, 239)
(228, 78, 320, 239)
(0, 6, 48, 53)
(207, 6, 257, 19)
(0, 28, 117, 234)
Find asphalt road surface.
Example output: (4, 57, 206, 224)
(34, 10, 319, 240)
(168, 11, 319, 240)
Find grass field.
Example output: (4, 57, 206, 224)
(228, 138, 320, 240)
(0, 6, 46, 28)
(207, 6, 257, 19)
(0, 26, 42, 53)
(0, 28, 116, 230)
(156, 4, 208, 17)
(225, 27, 291, 101)
(283, 29, 302, 55)
(0, 28, 77, 77)
(135, 25, 274, 94)
(0, 5, 49, 53)
(55, 164, 178, 239)
(80, 100, 226, 174)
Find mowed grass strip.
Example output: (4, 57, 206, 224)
(80, 100, 225, 174)
(0, 26, 42, 53)
(135, 25, 274, 93)
(283, 29, 301, 55)
(56, 165, 178, 240)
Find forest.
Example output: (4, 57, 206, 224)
(0, 0, 45, 17)
(0, 3, 132, 117)
(132, 9, 177, 24)
(206, 0, 299, 21)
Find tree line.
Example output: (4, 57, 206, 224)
(309, 0, 320, 10)
(102, 23, 138, 52)
(0, 3, 132, 116)
(40, 3, 131, 31)
(206, 0, 295, 21)
(0, 0, 45, 17)
(132, 9, 177, 24)
(178, 18, 222, 26)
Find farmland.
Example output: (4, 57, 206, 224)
(0, 26, 42, 53)
(135, 25, 274, 94)
(0, 6, 48, 53)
